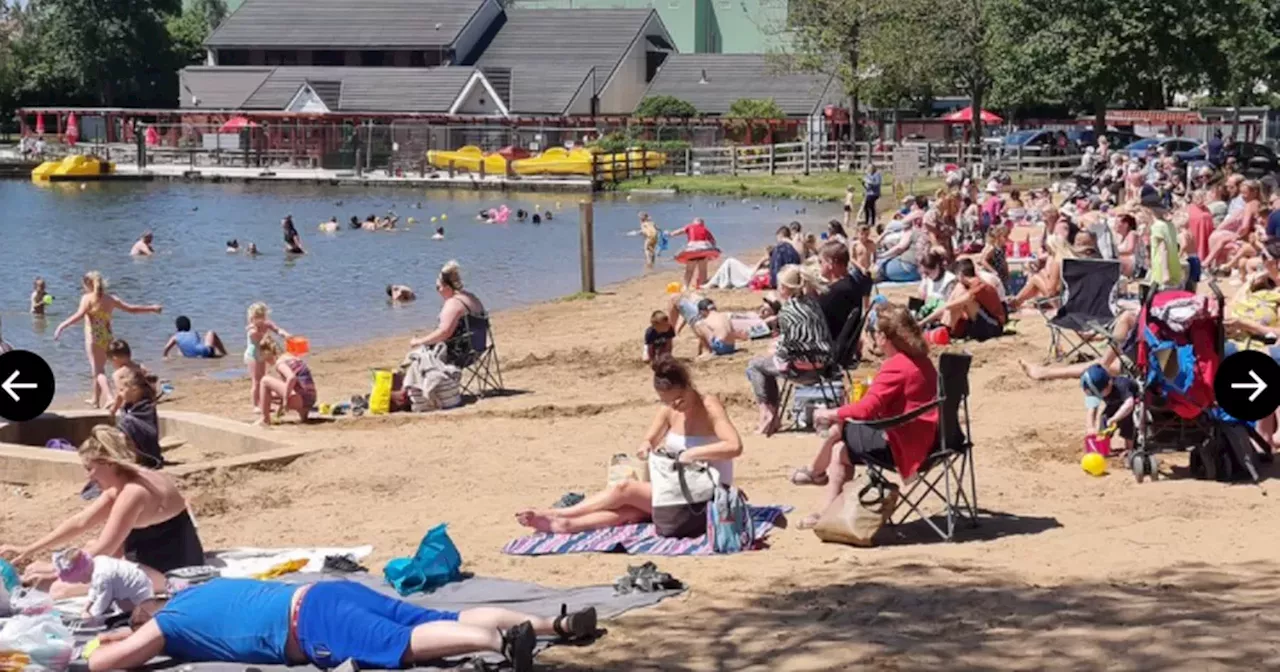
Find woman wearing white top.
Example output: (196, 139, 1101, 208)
(515, 357, 742, 534)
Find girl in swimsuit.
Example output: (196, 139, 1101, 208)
(0, 426, 204, 598)
(54, 272, 162, 408)
(255, 337, 316, 426)
(244, 302, 291, 409)
(515, 357, 743, 534)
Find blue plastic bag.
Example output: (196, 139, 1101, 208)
(383, 524, 463, 596)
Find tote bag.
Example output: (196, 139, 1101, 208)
(649, 451, 718, 538)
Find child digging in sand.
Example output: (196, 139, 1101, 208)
(1081, 364, 1137, 453)
(256, 337, 316, 426)
(244, 303, 291, 409)
(644, 311, 675, 362)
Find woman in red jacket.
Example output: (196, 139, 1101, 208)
(793, 303, 939, 528)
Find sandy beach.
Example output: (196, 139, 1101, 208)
(4, 248, 1279, 671)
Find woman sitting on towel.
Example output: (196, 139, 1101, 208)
(515, 357, 743, 534)
(0, 426, 204, 597)
(86, 577, 598, 672)
(791, 304, 939, 528)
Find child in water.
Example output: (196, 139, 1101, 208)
(226, 240, 240, 253)
(386, 284, 417, 302)
(163, 316, 228, 359)
(433, 227, 445, 240)
(244, 303, 291, 409)
(256, 337, 316, 427)
(30, 277, 48, 316)
(637, 212, 659, 269)
(246, 242, 260, 256)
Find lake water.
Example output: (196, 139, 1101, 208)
(0, 180, 836, 395)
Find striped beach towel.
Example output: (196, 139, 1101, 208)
(503, 506, 790, 557)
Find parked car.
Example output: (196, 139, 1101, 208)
(1125, 137, 1200, 159)
(1000, 129, 1058, 156)
(1177, 141, 1280, 179)
(1068, 128, 1138, 150)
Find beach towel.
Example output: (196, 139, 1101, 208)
(503, 505, 790, 556)
(51, 573, 679, 671)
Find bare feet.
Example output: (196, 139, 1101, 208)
(756, 406, 778, 436)
(253, 418, 271, 428)
(797, 513, 822, 530)
(515, 510, 563, 533)
(1017, 358, 1046, 381)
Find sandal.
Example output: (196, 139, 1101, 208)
(500, 622, 536, 672)
(552, 604, 598, 641)
(796, 513, 822, 530)
(790, 467, 829, 487)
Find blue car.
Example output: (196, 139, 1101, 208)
(1125, 137, 1200, 159)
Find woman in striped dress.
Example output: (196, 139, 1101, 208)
(746, 264, 834, 436)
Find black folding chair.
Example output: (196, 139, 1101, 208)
(778, 308, 866, 431)
(445, 313, 504, 398)
(843, 352, 976, 542)
(1037, 258, 1122, 362)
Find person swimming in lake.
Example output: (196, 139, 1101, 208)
(516, 209, 528, 222)
(226, 240, 240, 253)
(319, 216, 339, 233)
(244, 302, 291, 409)
(349, 216, 362, 230)
(130, 232, 155, 257)
(544, 211, 553, 221)
(282, 216, 305, 254)
(31, 277, 48, 316)
(387, 284, 416, 302)
(163, 316, 228, 359)
(433, 227, 445, 240)
(531, 213, 542, 225)
(54, 272, 163, 408)
(246, 242, 260, 256)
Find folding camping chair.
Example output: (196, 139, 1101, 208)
(445, 312, 505, 398)
(779, 308, 866, 431)
(844, 352, 976, 542)
(1037, 258, 1122, 362)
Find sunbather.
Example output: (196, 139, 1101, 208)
(919, 259, 1006, 342)
(1017, 309, 1139, 381)
(1010, 236, 1076, 311)
(86, 577, 597, 672)
(792, 305, 939, 528)
(515, 357, 742, 534)
(0, 426, 204, 597)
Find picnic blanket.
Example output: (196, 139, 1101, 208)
(503, 505, 790, 556)
(56, 573, 680, 671)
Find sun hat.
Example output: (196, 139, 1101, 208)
(1081, 364, 1111, 409)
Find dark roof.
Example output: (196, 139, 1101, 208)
(206, 0, 490, 49)
(641, 54, 837, 116)
(475, 9, 658, 114)
(180, 66, 483, 113)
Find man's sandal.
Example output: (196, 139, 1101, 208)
(500, 622, 536, 672)
(553, 604, 598, 641)
(790, 467, 829, 486)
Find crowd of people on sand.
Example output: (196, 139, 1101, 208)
(6, 145, 1279, 672)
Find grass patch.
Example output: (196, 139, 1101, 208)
(556, 291, 597, 302)
(614, 173, 947, 202)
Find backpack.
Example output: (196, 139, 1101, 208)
(707, 484, 754, 553)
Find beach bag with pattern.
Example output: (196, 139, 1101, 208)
(707, 484, 754, 553)
(649, 451, 716, 538)
(813, 475, 899, 547)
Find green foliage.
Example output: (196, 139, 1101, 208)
(634, 95, 698, 118)
(726, 98, 786, 119)
(588, 133, 691, 154)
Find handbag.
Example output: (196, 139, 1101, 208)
(812, 475, 899, 547)
(383, 524, 463, 596)
(707, 485, 754, 553)
(649, 450, 718, 538)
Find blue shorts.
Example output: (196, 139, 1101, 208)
(709, 337, 736, 356)
(296, 581, 459, 669)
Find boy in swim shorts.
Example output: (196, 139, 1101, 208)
(691, 299, 738, 357)
(163, 316, 227, 359)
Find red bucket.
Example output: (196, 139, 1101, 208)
(1084, 434, 1112, 457)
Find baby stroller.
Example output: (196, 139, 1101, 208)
(1127, 286, 1271, 482)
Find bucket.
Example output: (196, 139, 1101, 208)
(286, 336, 310, 356)
(369, 369, 393, 415)
(1017, 240, 1032, 258)
(927, 327, 951, 346)
(1084, 434, 1112, 457)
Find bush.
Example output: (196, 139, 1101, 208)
(588, 133, 691, 155)
(725, 98, 786, 120)
(634, 95, 699, 118)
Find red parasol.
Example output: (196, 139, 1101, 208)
(65, 112, 79, 146)
(35, 114, 45, 135)
(219, 116, 259, 133)
(941, 107, 1003, 124)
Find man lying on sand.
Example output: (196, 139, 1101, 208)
(88, 577, 597, 672)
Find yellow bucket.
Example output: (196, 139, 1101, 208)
(369, 369, 393, 415)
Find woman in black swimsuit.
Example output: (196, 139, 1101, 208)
(0, 426, 204, 596)
(282, 215, 305, 254)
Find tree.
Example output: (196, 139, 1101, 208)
(19, 0, 183, 107)
(1205, 0, 1280, 108)
(634, 95, 698, 118)
(923, 0, 1001, 146)
(994, 0, 1234, 135)
(784, 0, 885, 140)
(726, 98, 785, 120)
